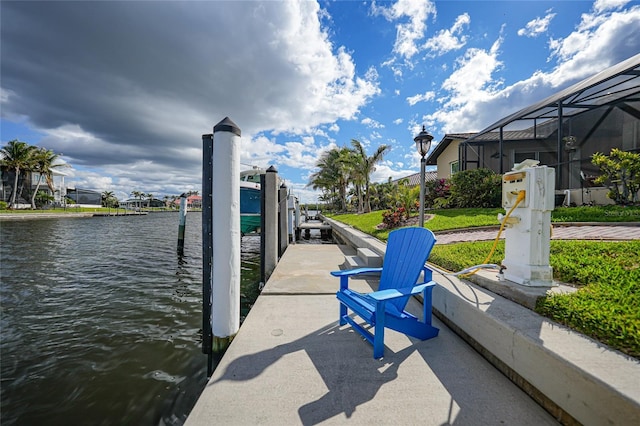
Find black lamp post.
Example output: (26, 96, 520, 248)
(414, 125, 433, 228)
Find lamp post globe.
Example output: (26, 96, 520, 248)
(414, 125, 433, 157)
(414, 126, 433, 228)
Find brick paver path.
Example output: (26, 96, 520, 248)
(434, 225, 640, 245)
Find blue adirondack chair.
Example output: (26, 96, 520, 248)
(331, 227, 439, 358)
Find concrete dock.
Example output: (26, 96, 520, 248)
(186, 243, 560, 425)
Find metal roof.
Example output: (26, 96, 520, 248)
(468, 53, 640, 141)
(391, 171, 438, 187)
(424, 126, 558, 165)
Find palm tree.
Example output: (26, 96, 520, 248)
(102, 191, 117, 208)
(170, 195, 179, 209)
(0, 140, 36, 209)
(395, 178, 419, 220)
(350, 139, 390, 213)
(29, 148, 66, 209)
(308, 147, 352, 212)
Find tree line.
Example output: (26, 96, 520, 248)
(1, 139, 198, 210)
(118, 190, 200, 210)
(307, 139, 440, 217)
(306, 139, 504, 228)
(308, 140, 640, 229)
(0, 139, 66, 209)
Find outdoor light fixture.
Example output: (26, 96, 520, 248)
(414, 125, 434, 228)
(414, 125, 433, 158)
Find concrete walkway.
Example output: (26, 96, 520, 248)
(186, 244, 558, 425)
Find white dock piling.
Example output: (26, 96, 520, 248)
(177, 194, 187, 254)
(210, 117, 241, 353)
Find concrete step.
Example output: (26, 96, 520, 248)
(356, 247, 382, 268)
(343, 255, 365, 269)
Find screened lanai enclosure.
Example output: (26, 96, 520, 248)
(428, 53, 640, 206)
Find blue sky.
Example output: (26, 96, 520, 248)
(2, 0, 639, 203)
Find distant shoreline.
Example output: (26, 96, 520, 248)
(0, 211, 157, 220)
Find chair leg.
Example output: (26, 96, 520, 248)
(373, 301, 385, 359)
(423, 285, 434, 326)
(339, 303, 347, 326)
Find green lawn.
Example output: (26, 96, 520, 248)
(329, 206, 640, 358)
(329, 205, 639, 239)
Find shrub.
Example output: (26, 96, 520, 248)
(449, 168, 502, 208)
(592, 149, 640, 205)
(395, 181, 419, 217)
(0, 201, 7, 210)
(424, 178, 450, 207)
(382, 206, 406, 229)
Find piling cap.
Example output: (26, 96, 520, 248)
(213, 117, 241, 136)
(267, 165, 278, 173)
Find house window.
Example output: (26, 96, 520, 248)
(450, 161, 459, 175)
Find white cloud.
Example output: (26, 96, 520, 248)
(1, 1, 381, 198)
(547, 2, 640, 81)
(594, 0, 632, 13)
(406, 90, 436, 106)
(423, 13, 470, 55)
(517, 9, 556, 38)
(370, 162, 414, 183)
(371, 0, 436, 60)
(361, 117, 385, 128)
(426, 4, 640, 134)
(241, 134, 287, 169)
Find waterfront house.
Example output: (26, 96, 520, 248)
(425, 54, 640, 206)
(66, 187, 102, 208)
(0, 166, 68, 208)
(169, 194, 202, 210)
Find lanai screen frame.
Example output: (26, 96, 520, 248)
(462, 53, 640, 185)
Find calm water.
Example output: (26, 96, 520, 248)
(0, 212, 262, 425)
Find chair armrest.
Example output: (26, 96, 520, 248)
(330, 267, 382, 277)
(332, 267, 383, 291)
(368, 281, 436, 301)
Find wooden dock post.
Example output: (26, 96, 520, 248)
(278, 183, 288, 257)
(201, 133, 214, 377)
(261, 166, 279, 282)
(177, 194, 187, 255)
